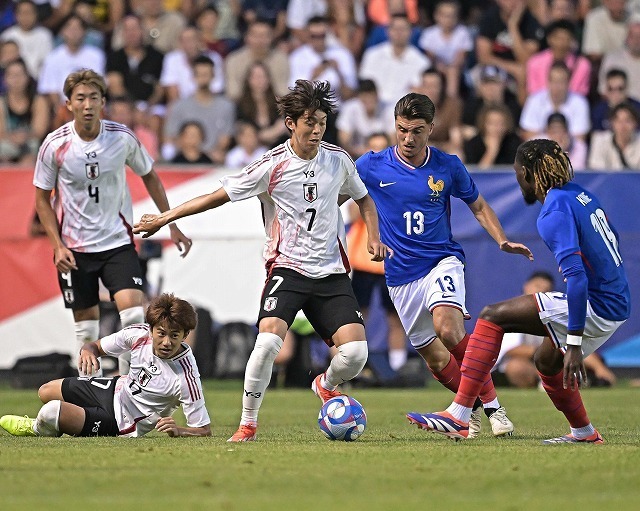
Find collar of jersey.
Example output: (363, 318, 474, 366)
(70, 119, 104, 139)
(285, 139, 320, 161)
(393, 145, 431, 170)
(169, 343, 191, 361)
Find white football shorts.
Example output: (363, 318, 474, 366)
(388, 256, 469, 349)
(535, 292, 626, 356)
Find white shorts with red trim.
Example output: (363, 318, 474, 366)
(388, 256, 469, 349)
(535, 292, 625, 356)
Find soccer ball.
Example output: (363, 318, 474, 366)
(318, 396, 367, 441)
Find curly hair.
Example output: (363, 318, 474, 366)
(276, 79, 336, 123)
(515, 139, 574, 199)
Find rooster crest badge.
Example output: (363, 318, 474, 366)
(428, 175, 444, 197)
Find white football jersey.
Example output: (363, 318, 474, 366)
(33, 120, 154, 252)
(221, 140, 369, 278)
(100, 325, 210, 437)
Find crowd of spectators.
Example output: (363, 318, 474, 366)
(0, 0, 639, 170)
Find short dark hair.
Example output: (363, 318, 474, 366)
(358, 79, 377, 94)
(606, 68, 628, 82)
(178, 120, 206, 138)
(609, 101, 640, 124)
(193, 54, 214, 68)
(545, 19, 576, 40)
(394, 93, 436, 123)
(145, 293, 197, 333)
(527, 271, 555, 286)
(277, 79, 336, 123)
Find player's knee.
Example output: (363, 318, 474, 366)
(38, 381, 58, 403)
(478, 303, 504, 325)
(533, 344, 562, 375)
(341, 340, 368, 371)
(254, 332, 284, 356)
(119, 306, 145, 328)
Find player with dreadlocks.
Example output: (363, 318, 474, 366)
(407, 139, 630, 444)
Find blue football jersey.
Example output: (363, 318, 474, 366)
(356, 146, 479, 286)
(537, 182, 630, 322)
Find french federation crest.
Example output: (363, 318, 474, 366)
(85, 162, 100, 180)
(303, 183, 318, 203)
(264, 297, 278, 312)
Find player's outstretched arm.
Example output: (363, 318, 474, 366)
(133, 187, 232, 238)
(78, 340, 106, 376)
(35, 187, 78, 272)
(468, 194, 534, 260)
(354, 194, 393, 261)
(155, 417, 212, 437)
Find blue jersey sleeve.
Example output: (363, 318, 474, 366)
(450, 158, 479, 204)
(355, 151, 372, 184)
(538, 209, 588, 331)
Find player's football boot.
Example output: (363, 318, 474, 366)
(467, 407, 483, 439)
(488, 406, 514, 437)
(406, 411, 469, 440)
(0, 415, 37, 436)
(542, 430, 604, 445)
(311, 373, 342, 404)
(227, 423, 257, 442)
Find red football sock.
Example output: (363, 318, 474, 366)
(449, 333, 498, 405)
(429, 353, 461, 393)
(454, 319, 504, 408)
(538, 370, 590, 428)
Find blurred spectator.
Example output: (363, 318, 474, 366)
(327, 0, 366, 58)
(286, 0, 327, 47)
(171, 121, 214, 165)
(107, 96, 159, 161)
(463, 103, 521, 168)
(475, 0, 543, 104)
(160, 26, 225, 104)
(112, 0, 187, 54)
(591, 68, 640, 131)
(225, 121, 268, 168)
(588, 102, 640, 170)
(0, 0, 53, 79)
(366, 131, 391, 153)
(367, 0, 420, 26)
(519, 61, 590, 141)
(461, 65, 521, 141)
(336, 79, 394, 158)
(527, 20, 591, 97)
(235, 61, 288, 147)
(411, 68, 462, 154)
(44, 0, 124, 34)
(163, 55, 235, 163)
(418, 0, 473, 99)
(241, 0, 288, 41)
(0, 59, 48, 164)
(225, 19, 289, 102)
(37, 14, 106, 117)
(0, 40, 21, 95)
(52, 1, 107, 49)
(581, 0, 629, 63)
(536, 0, 585, 27)
(542, 112, 587, 170)
(288, 16, 358, 102)
(106, 15, 164, 107)
(492, 271, 617, 388)
(359, 13, 430, 106)
(194, 5, 229, 56)
(208, 0, 241, 48)
(598, 17, 640, 102)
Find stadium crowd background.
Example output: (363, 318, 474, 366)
(0, 0, 639, 386)
(0, 0, 639, 170)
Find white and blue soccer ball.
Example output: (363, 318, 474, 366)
(318, 396, 367, 441)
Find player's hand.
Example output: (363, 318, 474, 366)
(169, 224, 193, 258)
(155, 416, 180, 437)
(78, 348, 100, 376)
(368, 239, 393, 262)
(54, 246, 77, 273)
(500, 240, 534, 261)
(562, 345, 587, 391)
(133, 213, 166, 238)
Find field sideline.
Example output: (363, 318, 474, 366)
(1, 380, 639, 511)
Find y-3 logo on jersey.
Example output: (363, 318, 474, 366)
(85, 162, 100, 180)
(303, 170, 315, 178)
(303, 183, 318, 203)
(85, 151, 97, 159)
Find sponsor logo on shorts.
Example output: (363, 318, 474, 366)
(264, 296, 278, 312)
(441, 293, 455, 299)
(356, 310, 364, 320)
(92, 421, 102, 434)
(132, 277, 143, 286)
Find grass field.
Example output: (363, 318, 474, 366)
(1, 380, 639, 511)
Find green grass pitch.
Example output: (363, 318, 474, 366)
(1, 380, 639, 511)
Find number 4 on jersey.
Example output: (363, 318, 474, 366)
(88, 184, 99, 203)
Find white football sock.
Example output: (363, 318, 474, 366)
(240, 332, 283, 425)
(389, 348, 407, 371)
(325, 341, 368, 389)
(571, 423, 596, 439)
(75, 320, 102, 377)
(446, 402, 472, 423)
(35, 400, 63, 437)
(118, 307, 145, 375)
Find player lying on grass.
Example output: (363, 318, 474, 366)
(0, 293, 211, 438)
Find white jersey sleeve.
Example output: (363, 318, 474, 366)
(338, 152, 368, 201)
(33, 128, 66, 190)
(101, 325, 149, 357)
(175, 353, 211, 428)
(124, 130, 154, 177)
(220, 150, 273, 202)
